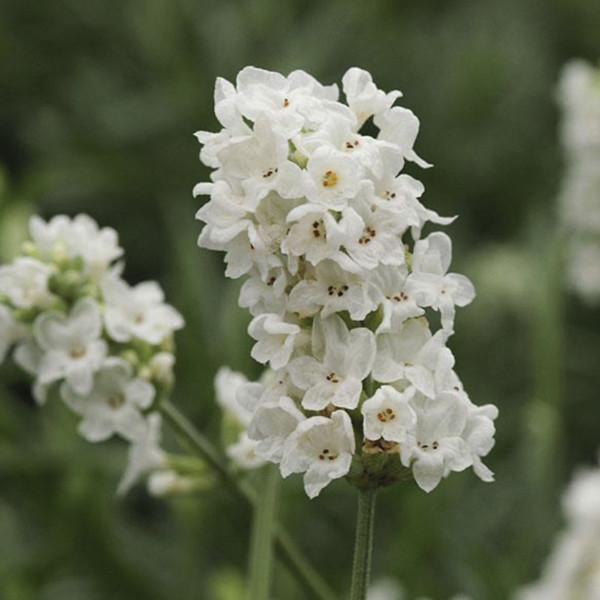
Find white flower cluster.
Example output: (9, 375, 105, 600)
(0, 214, 185, 493)
(557, 59, 600, 304)
(196, 67, 497, 498)
(516, 454, 600, 600)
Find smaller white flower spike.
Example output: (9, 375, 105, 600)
(197, 66, 496, 497)
(0, 212, 184, 496)
(281, 410, 355, 499)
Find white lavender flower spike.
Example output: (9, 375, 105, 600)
(196, 66, 497, 497)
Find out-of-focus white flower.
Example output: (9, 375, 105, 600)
(61, 357, 155, 442)
(557, 60, 600, 304)
(29, 214, 123, 279)
(515, 454, 600, 600)
(0, 257, 55, 309)
(148, 470, 195, 497)
(34, 298, 107, 395)
(281, 410, 355, 499)
(101, 274, 184, 345)
(226, 431, 266, 469)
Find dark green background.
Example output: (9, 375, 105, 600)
(1, 1, 599, 598)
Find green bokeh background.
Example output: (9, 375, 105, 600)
(1, 1, 599, 598)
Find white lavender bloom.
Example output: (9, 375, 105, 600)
(515, 454, 600, 600)
(196, 66, 496, 498)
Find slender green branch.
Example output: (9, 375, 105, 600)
(246, 464, 280, 600)
(350, 487, 377, 600)
(159, 400, 337, 600)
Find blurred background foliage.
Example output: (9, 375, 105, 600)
(0, 0, 599, 598)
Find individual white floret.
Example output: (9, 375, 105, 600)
(248, 313, 302, 370)
(305, 145, 364, 210)
(215, 366, 252, 427)
(33, 297, 107, 395)
(370, 164, 455, 240)
(195, 179, 257, 242)
(408, 232, 475, 333)
(234, 67, 341, 135)
(148, 352, 175, 386)
(342, 67, 403, 128)
(337, 191, 408, 270)
(282, 204, 358, 273)
(362, 385, 416, 444)
(29, 214, 123, 279)
(370, 265, 424, 334)
(375, 105, 431, 168)
(101, 273, 184, 345)
(117, 413, 166, 495)
(216, 115, 308, 205)
(238, 268, 288, 317)
(247, 396, 306, 463)
(287, 315, 375, 411)
(463, 403, 498, 483)
(280, 410, 355, 499)
(0, 257, 55, 309)
(400, 392, 471, 493)
(287, 260, 380, 321)
(227, 431, 266, 469)
(372, 318, 454, 398)
(61, 357, 155, 442)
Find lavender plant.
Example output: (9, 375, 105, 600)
(195, 66, 499, 597)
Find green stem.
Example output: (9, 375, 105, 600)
(246, 464, 280, 600)
(350, 487, 377, 600)
(160, 400, 337, 600)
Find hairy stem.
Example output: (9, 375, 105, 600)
(350, 487, 377, 600)
(160, 400, 337, 600)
